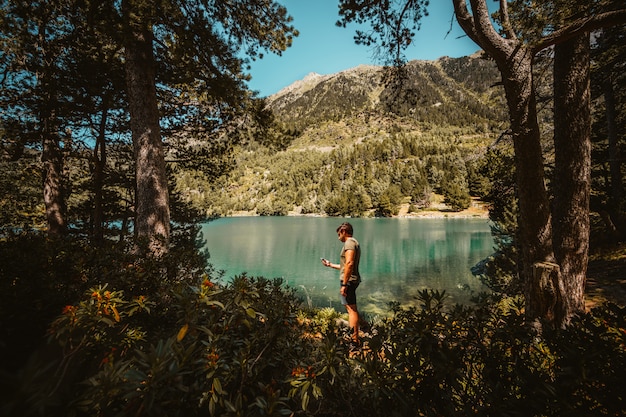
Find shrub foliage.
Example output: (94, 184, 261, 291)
(2, 234, 625, 417)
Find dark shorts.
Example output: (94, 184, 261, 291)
(340, 281, 359, 306)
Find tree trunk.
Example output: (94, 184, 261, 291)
(449, 0, 624, 326)
(552, 34, 591, 323)
(605, 74, 623, 206)
(603, 73, 626, 238)
(40, 77, 66, 236)
(531, 262, 564, 325)
(38, 17, 66, 237)
(123, 6, 170, 256)
(92, 106, 108, 245)
(453, 0, 556, 322)
(42, 130, 66, 236)
(497, 48, 557, 322)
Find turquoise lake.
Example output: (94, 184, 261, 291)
(200, 217, 495, 315)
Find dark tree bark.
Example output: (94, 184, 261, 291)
(552, 33, 591, 323)
(42, 129, 67, 237)
(453, 0, 556, 322)
(123, 2, 170, 256)
(451, 0, 626, 326)
(603, 73, 626, 238)
(34, 13, 68, 237)
(40, 69, 66, 236)
(605, 75, 623, 204)
(92, 105, 108, 245)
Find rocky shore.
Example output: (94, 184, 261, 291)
(228, 199, 490, 219)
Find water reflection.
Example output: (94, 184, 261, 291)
(201, 217, 495, 315)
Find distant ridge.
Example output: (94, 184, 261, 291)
(266, 55, 507, 132)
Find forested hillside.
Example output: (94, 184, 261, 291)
(176, 55, 509, 217)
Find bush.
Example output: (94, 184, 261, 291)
(2, 234, 625, 417)
(304, 292, 626, 417)
(3, 274, 313, 417)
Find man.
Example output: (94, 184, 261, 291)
(321, 222, 361, 346)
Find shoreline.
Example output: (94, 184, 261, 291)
(224, 199, 490, 220)
(223, 209, 490, 220)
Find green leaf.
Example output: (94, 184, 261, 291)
(212, 377, 224, 395)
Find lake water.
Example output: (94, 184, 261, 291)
(200, 217, 495, 315)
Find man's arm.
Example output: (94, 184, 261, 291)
(342, 249, 355, 285)
(322, 258, 340, 270)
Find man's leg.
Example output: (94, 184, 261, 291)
(345, 304, 359, 343)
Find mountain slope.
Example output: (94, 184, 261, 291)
(178, 55, 507, 217)
(266, 55, 506, 133)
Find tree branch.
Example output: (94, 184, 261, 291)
(453, 0, 515, 61)
(499, 0, 516, 40)
(452, 0, 478, 43)
(532, 9, 626, 54)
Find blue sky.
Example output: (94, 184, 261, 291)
(246, 0, 491, 97)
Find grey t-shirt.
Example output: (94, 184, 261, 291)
(340, 237, 361, 283)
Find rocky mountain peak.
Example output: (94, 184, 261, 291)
(265, 55, 506, 132)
